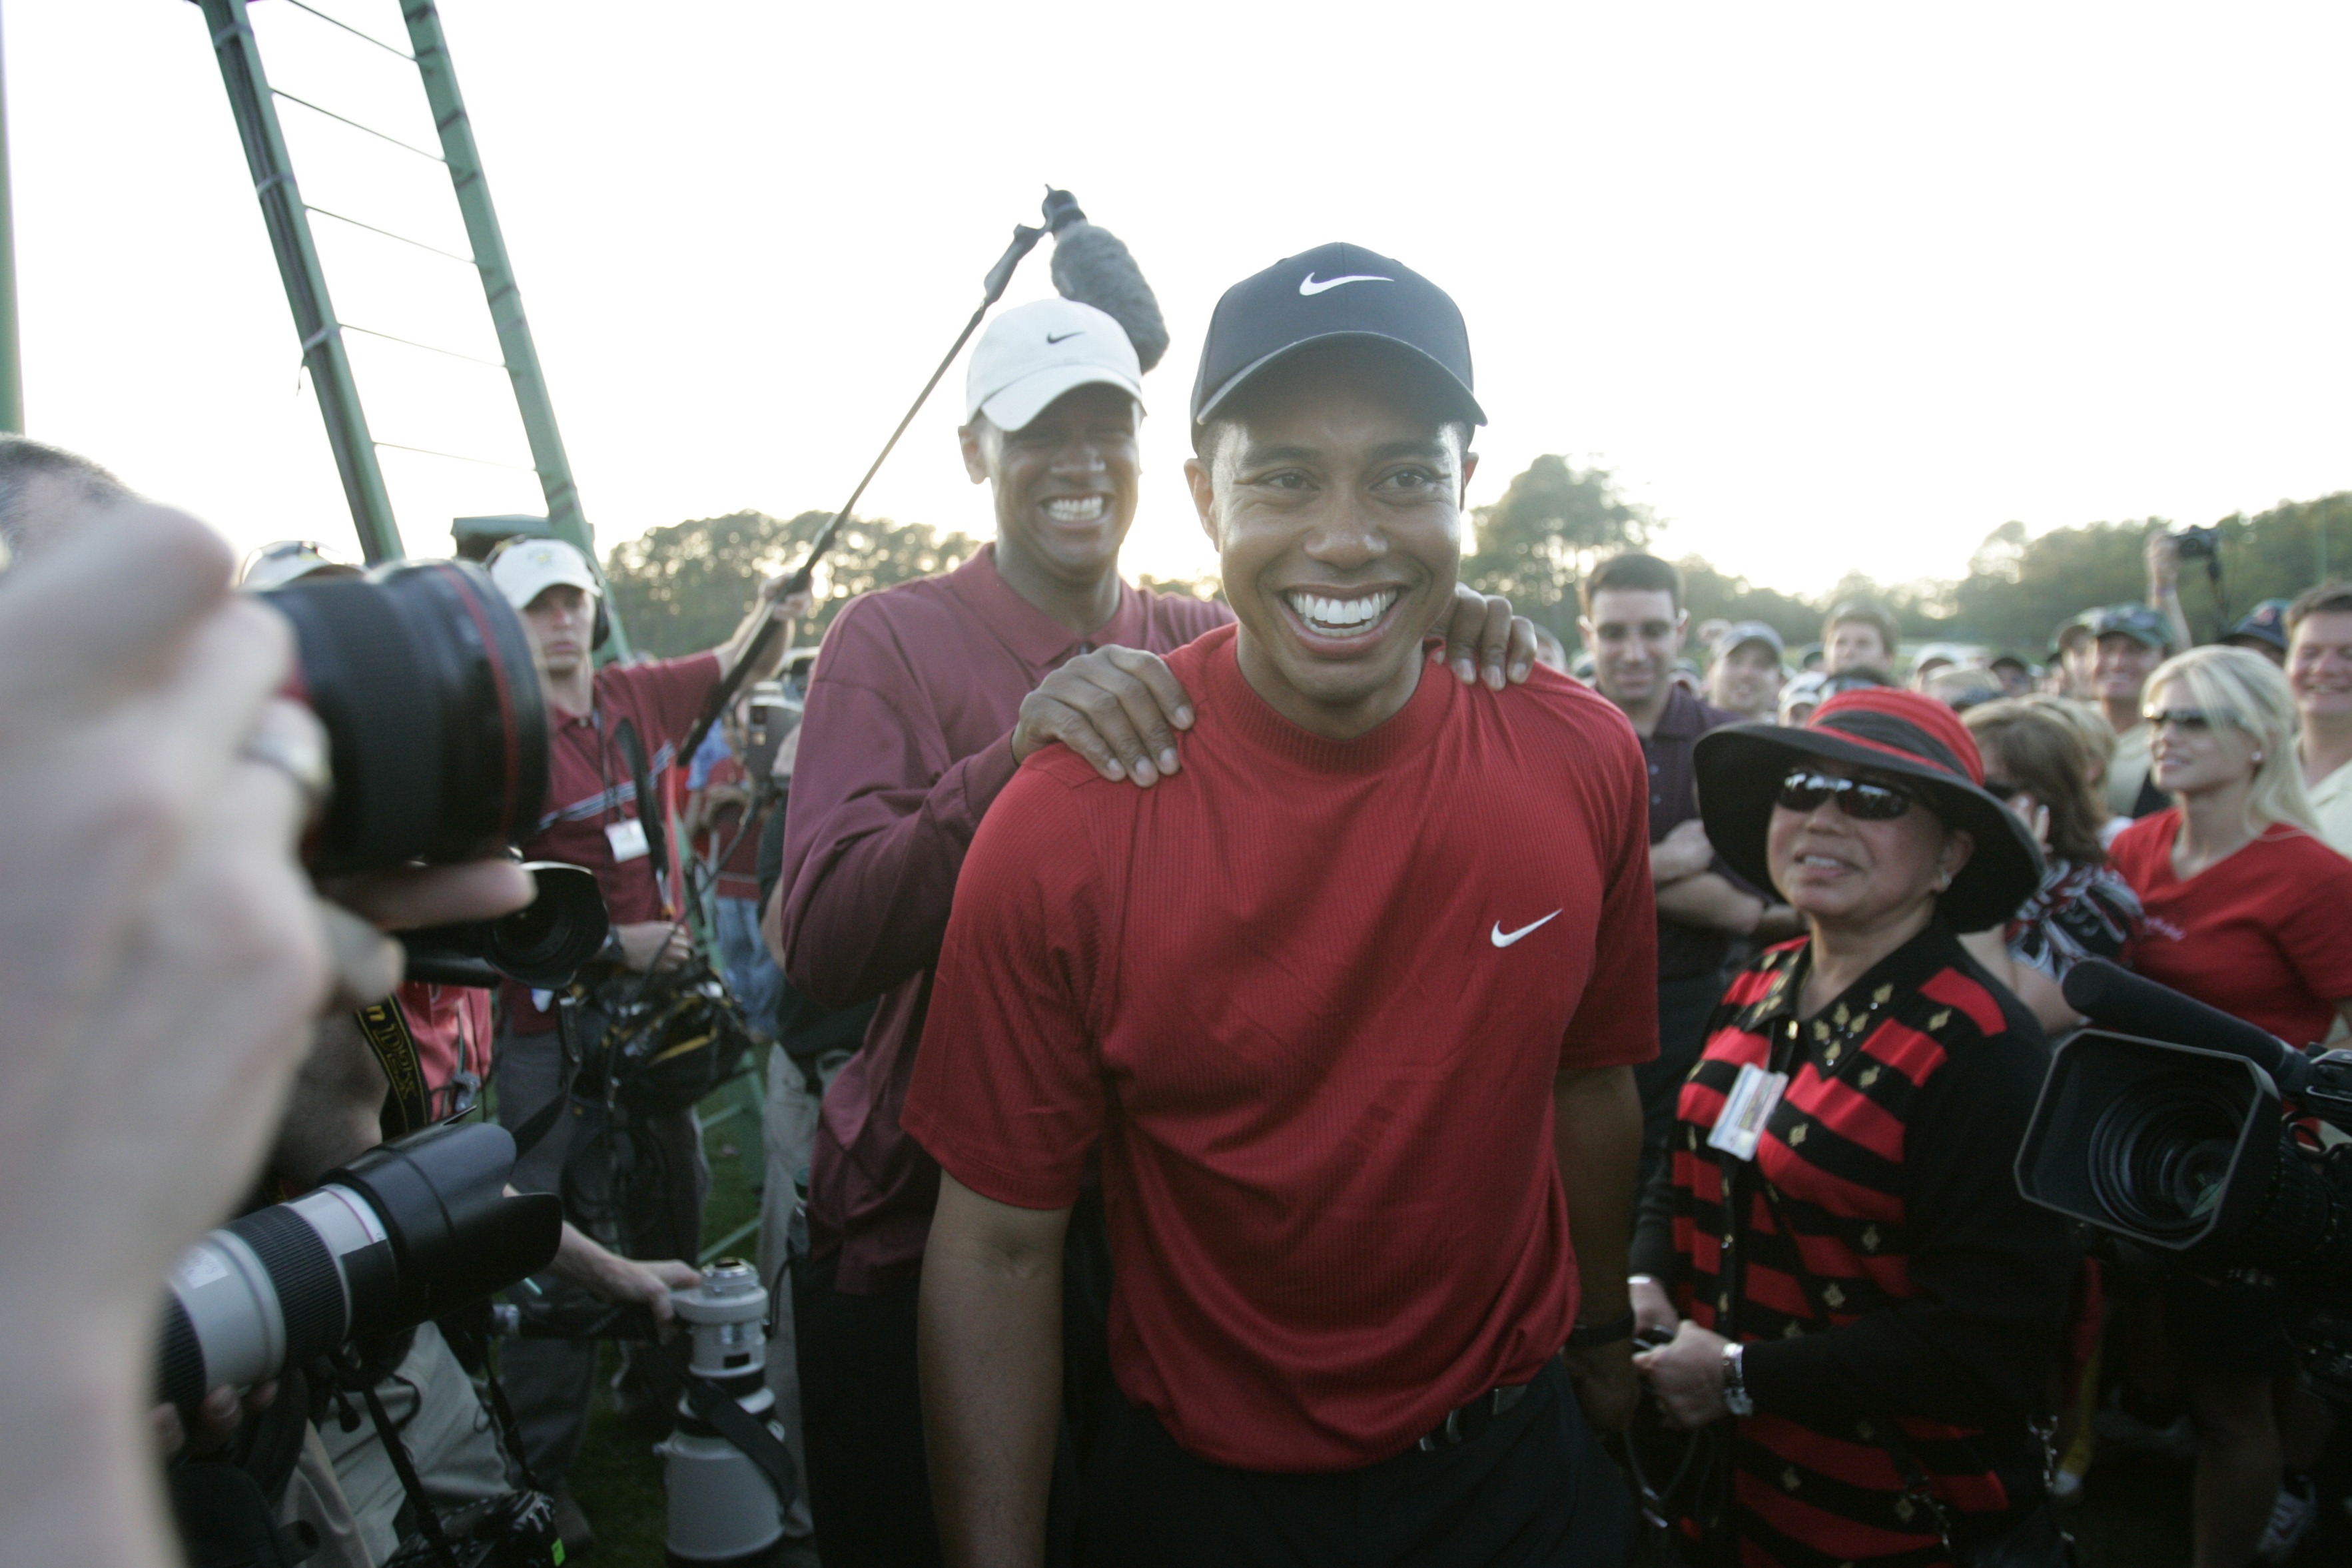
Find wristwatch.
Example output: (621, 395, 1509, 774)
(1721, 1342, 1754, 1417)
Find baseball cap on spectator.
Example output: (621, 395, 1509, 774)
(489, 535, 599, 613)
(2088, 602, 2173, 651)
(965, 298, 1145, 434)
(1190, 242, 1483, 442)
(239, 538, 362, 591)
(2050, 613, 2096, 661)
(2221, 598, 2293, 657)
(1716, 621, 1784, 663)
(1909, 641, 1977, 678)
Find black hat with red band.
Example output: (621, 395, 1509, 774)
(1693, 687, 2045, 933)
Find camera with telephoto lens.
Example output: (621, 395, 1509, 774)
(2015, 960, 2352, 1399)
(157, 1122, 562, 1417)
(2169, 523, 2223, 562)
(259, 559, 548, 874)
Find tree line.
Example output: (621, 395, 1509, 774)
(602, 462, 2352, 661)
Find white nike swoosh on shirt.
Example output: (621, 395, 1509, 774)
(1298, 272, 1394, 296)
(1491, 910, 1562, 948)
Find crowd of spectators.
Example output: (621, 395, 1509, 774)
(14, 232, 2352, 1568)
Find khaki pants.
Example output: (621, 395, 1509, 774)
(318, 1322, 510, 1563)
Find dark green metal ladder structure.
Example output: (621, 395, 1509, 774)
(191, 0, 628, 653)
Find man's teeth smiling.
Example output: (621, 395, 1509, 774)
(1286, 589, 1397, 633)
(1799, 855, 1846, 869)
(1044, 496, 1106, 523)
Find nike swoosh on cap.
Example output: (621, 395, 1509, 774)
(1045, 330, 1084, 344)
(1298, 272, 1393, 296)
(1490, 910, 1561, 948)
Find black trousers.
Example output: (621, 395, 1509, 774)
(1636, 972, 1729, 1191)
(795, 1262, 941, 1568)
(1079, 1358, 1635, 1568)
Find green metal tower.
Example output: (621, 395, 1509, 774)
(191, 0, 627, 651)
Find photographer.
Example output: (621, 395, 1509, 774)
(2108, 645, 2352, 1566)
(0, 476, 533, 1567)
(486, 534, 808, 1527)
(684, 689, 790, 1036)
(1629, 689, 2077, 1565)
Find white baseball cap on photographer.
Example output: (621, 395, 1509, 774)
(488, 536, 600, 612)
(965, 298, 1145, 434)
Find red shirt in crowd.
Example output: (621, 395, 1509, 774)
(695, 755, 765, 901)
(902, 625, 1659, 1472)
(774, 545, 1227, 1292)
(2110, 808, 2352, 1046)
(502, 653, 723, 1034)
(396, 980, 493, 1118)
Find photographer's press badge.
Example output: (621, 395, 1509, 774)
(605, 816, 650, 863)
(1707, 1062, 1789, 1162)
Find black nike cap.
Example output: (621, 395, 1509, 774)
(1189, 242, 1485, 446)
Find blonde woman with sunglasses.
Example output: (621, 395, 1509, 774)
(2107, 643, 2352, 1568)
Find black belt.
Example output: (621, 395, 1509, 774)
(1415, 1356, 1555, 1452)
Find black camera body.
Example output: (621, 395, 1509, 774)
(2170, 523, 2223, 562)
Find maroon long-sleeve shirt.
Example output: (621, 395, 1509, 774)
(773, 544, 1229, 1293)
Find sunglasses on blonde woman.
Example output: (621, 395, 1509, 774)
(1775, 769, 1918, 821)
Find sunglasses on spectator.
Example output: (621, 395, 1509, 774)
(1775, 769, 1919, 821)
(2141, 708, 2215, 732)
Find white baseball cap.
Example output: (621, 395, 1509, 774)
(965, 298, 1145, 434)
(239, 538, 363, 591)
(489, 535, 600, 611)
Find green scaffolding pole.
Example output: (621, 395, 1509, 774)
(0, 6, 22, 436)
(400, 1, 627, 654)
(196, 0, 402, 562)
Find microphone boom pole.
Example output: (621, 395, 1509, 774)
(681, 191, 1081, 767)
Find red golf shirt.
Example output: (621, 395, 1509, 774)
(502, 653, 722, 1034)
(2111, 809, 2352, 1046)
(774, 546, 1228, 1293)
(903, 625, 1659, 1472)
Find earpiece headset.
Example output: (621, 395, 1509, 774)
(485, 534, 611, 649)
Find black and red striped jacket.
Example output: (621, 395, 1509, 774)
(1631, 923, 2076, 1567)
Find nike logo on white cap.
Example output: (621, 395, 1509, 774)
(1491, 911, 1561, 948)
(1299, 272, 1393, 296)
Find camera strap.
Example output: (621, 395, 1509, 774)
(669, 1343, 801, 1515)
(356, 1375, 465, 1568)
(352, 997, 435, 1140)
(611, 717, 671, 911)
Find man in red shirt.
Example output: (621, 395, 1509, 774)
(773, 294, 1541, 1565)
(486, 534, 805, 1515)
(907, 246, 1651, 1567)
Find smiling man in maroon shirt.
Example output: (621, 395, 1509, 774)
(908, 247, 1651, 1568)
(772, 293, 1543, 1565)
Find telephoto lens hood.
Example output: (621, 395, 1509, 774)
(263, 559, 550, 874)
(399, 861, 610, 990)
(157, 1123, 562, 1415)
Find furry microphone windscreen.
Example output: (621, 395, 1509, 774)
(1050, 222, 1170, 374)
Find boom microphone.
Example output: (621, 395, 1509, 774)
(682, 188, 1168, 765)
(1050, 212, 1169, 372)
(2060, 958, 2313, 1094)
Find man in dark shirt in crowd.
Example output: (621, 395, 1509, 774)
(1581, 553, 1799, 1184)
(771, 294, 1540, 1565)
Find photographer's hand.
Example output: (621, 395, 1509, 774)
(616, 919, 695, 973)
(550, 1220, 701, 1325)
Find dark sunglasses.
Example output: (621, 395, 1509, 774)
(2142, 708, 2214, 732)
(1776, 769, 1918, 821)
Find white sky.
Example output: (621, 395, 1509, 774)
(12, 2, 2351, 596)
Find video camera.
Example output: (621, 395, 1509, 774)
(2014, 960, 2352, 1396)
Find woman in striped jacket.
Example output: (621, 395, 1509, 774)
(1630, 688, 2080, 1567)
